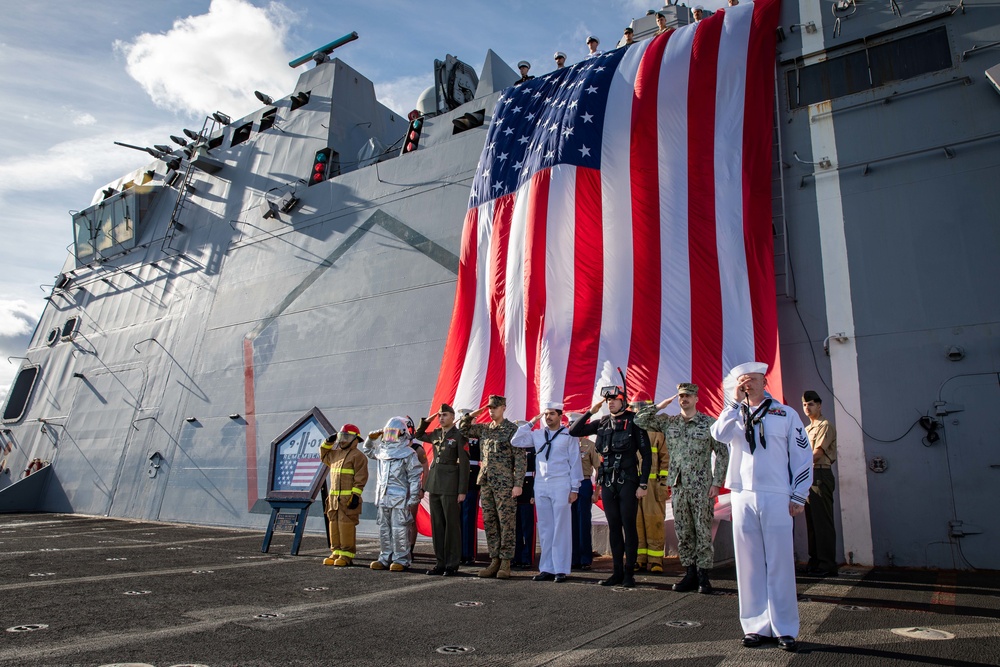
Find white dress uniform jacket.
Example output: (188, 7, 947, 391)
(512, 423, 584, 576)
(712, 397, 813, 639)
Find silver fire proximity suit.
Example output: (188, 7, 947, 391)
(362, 417, 424, 568)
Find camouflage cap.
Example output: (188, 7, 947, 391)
(677, 383, 699, 395)
(487, 394, 506, 408)
(438, 403, 455, 414)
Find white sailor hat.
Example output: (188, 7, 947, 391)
(723, 361, 769, 399)
(694, 4, 705, 10)
(517, 60, 531, 69)
(586, 35, 600, 44)
(554, 51, 567, 59)
(541, 401, 564, 411)
(727, 361, 769, 381)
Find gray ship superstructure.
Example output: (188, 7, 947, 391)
(2, 1, 999, 571)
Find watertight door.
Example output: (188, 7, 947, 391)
(941, 373, 1000, 570)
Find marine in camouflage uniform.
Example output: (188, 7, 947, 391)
(635, 383, 728, 593)
(459, 395, 526, 580)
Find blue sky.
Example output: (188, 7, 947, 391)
(0, 0, 725, 399)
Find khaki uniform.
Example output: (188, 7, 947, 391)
(580, 438, 601, 478)
(805, 418, 838, 572)
(414, 421, 470, 570)
(635, 409, 728, 569)
(636, 430, 671, 567)
(459, 415, 525, 560)
(320, 441, 369, 561)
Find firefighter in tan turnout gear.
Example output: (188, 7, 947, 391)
(632, 398, 671, 573)
(320, 423, 369, 566)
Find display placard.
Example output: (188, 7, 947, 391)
(265, 407, 335, 501)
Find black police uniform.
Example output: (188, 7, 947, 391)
(569, 409, 651, 584)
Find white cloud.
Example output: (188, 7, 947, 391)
(72, 112, 97, 126)
(115, 0, 300, 120)
(0, 125, 175, 201)
(0, 299, 39, 338)
(375, 75, 433, 116)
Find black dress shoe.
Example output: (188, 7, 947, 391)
(579, 563, 591, 570)
(621, 575, 636, 589)
(442, 567, 459, 576)
(426, 565, 446, 576)
(460, 559, 475, 566)
(741, 633, 764, 648)
(777, 636, 798, 652)
(600, 573, 624, 587)
(553, 573, 567, 583)
(532, 572, 555, 581)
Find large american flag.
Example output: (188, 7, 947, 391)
(431, 0, 782, 419)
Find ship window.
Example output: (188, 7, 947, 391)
(208, 135, 224, 150)
(231, 122, 253, 147)
(868, 26, 952, 86)
(2, 365, 40, 423)
(787, 26, 952, 109)
(259, 108, 277, 132)
(290, 90, 311, 111)
(61, 317, 80, 341)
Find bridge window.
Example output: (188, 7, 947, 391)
(787, 26, 952, 109)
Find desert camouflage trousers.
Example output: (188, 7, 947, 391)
(672, 485, 716, 569)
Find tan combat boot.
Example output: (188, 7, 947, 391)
(495, 559, 512, 579)
(322, 553, 337, 566)
(333, 557, 350, 566)
(478, 558, 501, 578)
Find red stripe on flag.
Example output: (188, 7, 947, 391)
(431, 207, 480, 411)
(743, 0, 783, 401)
(564, 167, 603, 410)
(479, 195, 515, 411)
(524, 170, 551, 419)
(626, 29, 673, 402)
(688, 14, 725, 415)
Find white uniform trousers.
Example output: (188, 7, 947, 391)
(535, 477, 573, 576)
(731, 490, 800, 638)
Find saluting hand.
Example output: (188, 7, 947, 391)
(656, 394, 677, 410)
(368, 430, 383, 440)
(589, 399, 604, 415)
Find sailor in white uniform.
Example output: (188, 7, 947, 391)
(512, 402, 584, 582)
(711, 362, 813, 652)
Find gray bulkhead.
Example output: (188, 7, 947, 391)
(775, 0, 1000, 569)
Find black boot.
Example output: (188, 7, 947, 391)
(697, 568, 713, 594)
(673, 565, 698, 592)
(601, 566, 625, 587)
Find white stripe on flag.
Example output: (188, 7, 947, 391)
(454, 200, 495, 410)
(715, 4, 756, 377)
(504, 182, 531, 418)
(655, 25, 695, 403)
(539, 164, 577, 406)
(596, 40, 649, 395)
